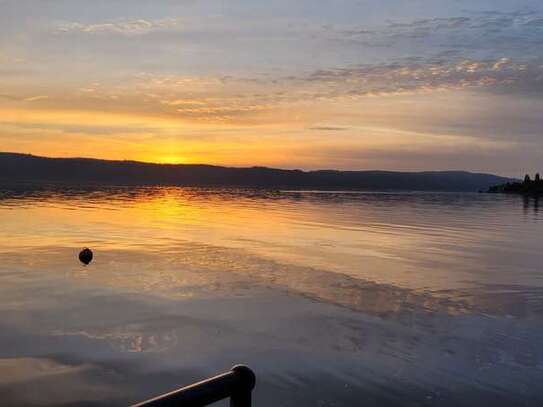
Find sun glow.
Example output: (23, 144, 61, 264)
(153, 155, 192, 165)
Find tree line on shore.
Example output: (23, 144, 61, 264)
(488, 173, 543, 194)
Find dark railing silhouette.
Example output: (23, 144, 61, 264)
(132, 365, 256, 407)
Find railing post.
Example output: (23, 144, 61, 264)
(230, 365, 256, 407)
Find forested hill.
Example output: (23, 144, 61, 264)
(0, 152, 514, 192)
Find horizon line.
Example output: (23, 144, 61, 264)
(0, 151, 515, 177)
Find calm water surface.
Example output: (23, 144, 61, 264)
(0, 186, 542, 406)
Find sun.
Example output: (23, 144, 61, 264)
(153, 155, 192, 165)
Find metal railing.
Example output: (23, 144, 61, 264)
(132, 365, 256, 407)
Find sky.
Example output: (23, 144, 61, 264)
(1, 0, 543, 175)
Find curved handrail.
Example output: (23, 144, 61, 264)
(132, 365, 256, 407)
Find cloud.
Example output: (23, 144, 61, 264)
(332, 10, 543, 61)
(291, 57, 543, 100)
(150, 55, 542, 105)
(18, 54, 539, 125)
(386, 16, 471, 31)
(56, 18, 182, 35)
(523, 17, 543, 28)
(0, 94, 48, 102)
(22, 95, 48, 102)
(308, 126, 349, 131)
(2, 52, 541, 128)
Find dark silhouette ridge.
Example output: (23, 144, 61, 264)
(0, 152, 513, 192)
(488, 173, 543, 195)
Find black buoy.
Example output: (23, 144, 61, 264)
(79, 248, 93, 265)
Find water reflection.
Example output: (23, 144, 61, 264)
(523, 194, 540, 217)
(0, 185, 542, 406)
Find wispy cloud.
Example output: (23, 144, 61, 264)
(23, 95, 49, 102)
(296, 57, 542, 98)
(331, 10, 543, 61)
(308, 126, 350, 131)
(56, 18, 182, 35)
(0, 94, 48, 102)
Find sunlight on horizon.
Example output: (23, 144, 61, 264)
(1, 0, 542, 175)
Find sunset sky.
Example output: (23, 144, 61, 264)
(1, 0, 543, 175)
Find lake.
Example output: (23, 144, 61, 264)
(0, 186, 542, 406)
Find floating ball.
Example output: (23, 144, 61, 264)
(79, 248, 93, 265)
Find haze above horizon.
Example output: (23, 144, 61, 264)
(2, 0, 543, 177)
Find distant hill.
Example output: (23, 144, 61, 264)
(0, 152, 514, 192)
